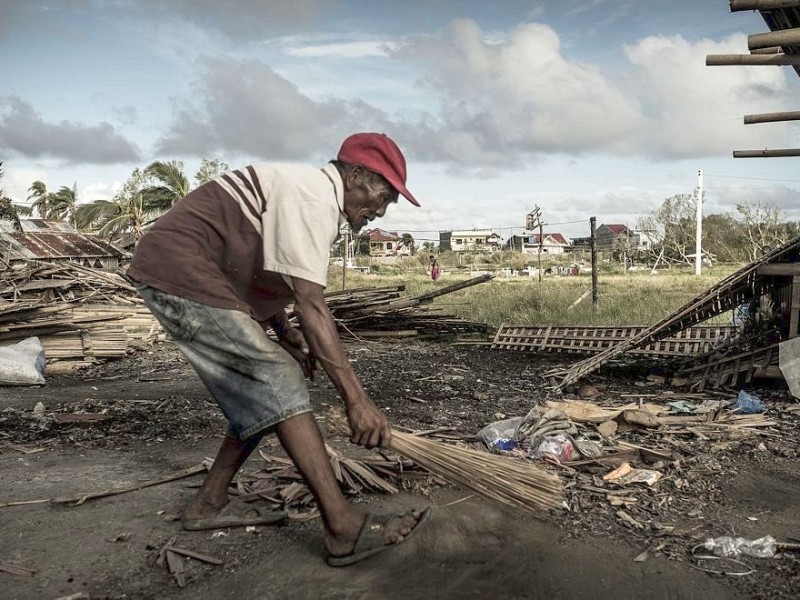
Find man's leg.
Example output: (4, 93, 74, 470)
(276, 412, 422, 557)
(183, 434, 261, 520)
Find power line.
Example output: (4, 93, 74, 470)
(705, 173, 800, 184)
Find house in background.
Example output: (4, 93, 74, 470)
(439, 229, 501, 252)
(506, 232, 571, 254)
(0, 219, 129, 270)
(596, 224, 640, 250)
(364, 228, 411, 257)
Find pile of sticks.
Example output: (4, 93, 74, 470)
(309, 274, 494, 338)
(1, 260, 493, 374)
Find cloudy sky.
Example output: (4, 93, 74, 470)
(1, 0, 799, 243)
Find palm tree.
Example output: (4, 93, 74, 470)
(143, 160, 190, 212)
(74, 193, 146, 241)
(27, 180, 52, 219)
(48, 184, 78, 223)
(400, 233, 416, 255)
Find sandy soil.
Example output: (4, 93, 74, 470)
(1, 340, 798, 600)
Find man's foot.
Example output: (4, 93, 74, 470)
(182, 499, 288, 531)
(326, 507, 431, 567)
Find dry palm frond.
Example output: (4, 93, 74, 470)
(389, 431, 562, 513)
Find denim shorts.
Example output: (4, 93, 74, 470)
(136, 285, 312, 440)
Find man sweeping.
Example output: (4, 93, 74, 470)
(127, 133, 430, 567)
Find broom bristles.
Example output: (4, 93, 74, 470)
(389, 430, 563, 512)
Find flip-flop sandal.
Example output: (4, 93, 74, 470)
(182, 500, 289, 531)
(327, 506, 432, 568)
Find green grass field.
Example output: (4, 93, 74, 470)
(326, 264, 740, 327)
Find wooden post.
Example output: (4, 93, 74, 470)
(791, 276, 800, 338)
(734, 148, 800, 157)
(538, 217, 543, 283)
(590, 217, 598, 312)
(748, 28, 800, 51)
(730, 0, 800, 12)
(745, 110, 800, 124)
(706, 53, 800, 66)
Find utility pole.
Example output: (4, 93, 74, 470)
(695, 168, 704, 276)
(590, 217, 599, 312)
(526, 206, 543, 282)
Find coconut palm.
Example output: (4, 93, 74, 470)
(27, 180, 52, 219)
(142, 160, 190, 211)
(48, 184, 78, 223)
(74, 193, 146, 241)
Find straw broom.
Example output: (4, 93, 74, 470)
(388, 430, 563, 513)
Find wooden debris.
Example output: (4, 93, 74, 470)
(0, 561, 36, 576)
(493, 324, 736, 356)
(49, 463, 207, 506)
(545, 235, 800, 389)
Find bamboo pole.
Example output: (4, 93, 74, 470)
(750, 46, 782, 54)
(706, 54, 800, 65)
(744, 110, 800, 124)
(748, 28, 800, 51)
(733, 148, 800, 157)
(730, 0, 800, 11)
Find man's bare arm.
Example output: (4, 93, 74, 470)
(291, 277, 390, 448)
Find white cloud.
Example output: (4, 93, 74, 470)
(623, 34, 793, 158)
(156, 56, 394, 159)
(1, 166, 47, 205)
(0, 96, 141, 164)
(284, 39, 397, 59)
(388, 21, 795, 165)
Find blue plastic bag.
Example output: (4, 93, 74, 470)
(732, 390, 765, 414)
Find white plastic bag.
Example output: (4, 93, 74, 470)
(0, 337, 46, 386)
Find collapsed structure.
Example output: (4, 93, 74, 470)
(494, 236, 800, 391)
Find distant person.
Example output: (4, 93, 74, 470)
(429, 254, 441, 281)
(128, 133, 430, 566)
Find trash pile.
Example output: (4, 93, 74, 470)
(474, 388, 800, 571)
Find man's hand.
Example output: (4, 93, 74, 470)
(289, 277, 391, 448)
(346, 400, 392, 449)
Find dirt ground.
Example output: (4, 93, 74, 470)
(1, 339, 799, 600)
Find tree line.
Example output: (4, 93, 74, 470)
(0, 158, 229, 241)
(635, 193, 799, 264)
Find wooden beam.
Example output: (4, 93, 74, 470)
(745, 110, 800, 124)
(756, 263, 800, 275)
(707, 53, 800, 65)
(751, 46, 783, 54)
(731, 0, 800, 11)
(752, 365, 785, 379)
(748, 28, 800, 51)
(733, 148, 800, 157)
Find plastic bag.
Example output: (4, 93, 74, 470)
(0, 337, 46, 386)
(530, 433, 573, 463)
(702, 535, 777, 558)
(478, 417, 523, 450)
(732, 390, 765, 414)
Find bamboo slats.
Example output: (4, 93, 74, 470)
(548, 236, 800, 389)
(493, 325, 737, 357)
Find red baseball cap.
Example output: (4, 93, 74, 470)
(337, 132, 420, 207)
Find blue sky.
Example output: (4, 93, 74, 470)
(1, 0, 799, 244)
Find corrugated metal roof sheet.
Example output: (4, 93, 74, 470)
(0, 219, 78, 233)
(0, 231, 129, 261)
